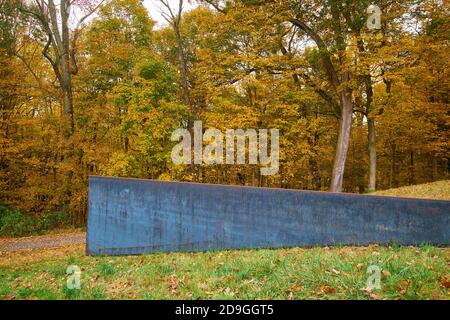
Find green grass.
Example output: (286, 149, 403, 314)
(373, 180, 449, 200)
(0, 245, 448, 300)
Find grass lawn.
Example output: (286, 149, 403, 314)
(0, 244, 449, 300)
(0, 181, 449, 300)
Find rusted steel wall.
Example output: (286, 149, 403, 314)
(87, 176, 449, 255)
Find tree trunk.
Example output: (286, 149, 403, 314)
(175, 27, 191, 109)
(364, 74, 376, 192)
(431, 155, 438, 181)
(289, 18, 353, 193)
(389, 144, 397, 188)
(309, 157, 321, 190)
(61, 77, 74, 136)
(330, 90, 353, 192)
(409, 149, 415, 184)
(357, 37, 377, 192)
(60, 0, 74, 136)
(308, 129, 321, 190)
(367, 117, 376, 192)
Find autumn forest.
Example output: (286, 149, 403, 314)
(0, 0, 448, 227)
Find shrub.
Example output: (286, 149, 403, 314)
(0, 207, 35, 236)
(0, 204, 70, 237)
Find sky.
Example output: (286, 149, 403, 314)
(143, 0, 198, 28)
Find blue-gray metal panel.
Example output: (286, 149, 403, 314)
(87, 176, 449, 255)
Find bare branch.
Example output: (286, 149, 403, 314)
(70, 0, 107, 75)
(42, 33, 62, 83)
(75, 0, 107, 28)
(15, 52, 43, 90)
(202, 0, 226, 13)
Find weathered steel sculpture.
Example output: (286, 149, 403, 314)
(87, 176, 449, 256)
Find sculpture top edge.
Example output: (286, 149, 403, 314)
(88, 175, 450, 204)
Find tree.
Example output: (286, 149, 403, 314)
(19, 0, 105, 136)
(158, 0, 192, 111)
(201, 0, 362, 192)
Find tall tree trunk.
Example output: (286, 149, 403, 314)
(331, 89, 353, 192)
(409, 149, 415, 184)
(159, 0, 191, 111)
(432, 155, 438, 181)
(367, 118, 376, 192)
(308, 118, 321, 190)
(309, 157, 321, 190)
(175, 27, 191, 110)
(389, 144, 398, 188)
(61, 77, 74, 136)
(365, 75, 376, 192)
(357, 36, 377, 192)
(60, 0, 74, 136)
(289, 18, 354, 192)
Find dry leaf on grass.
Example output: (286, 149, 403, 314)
(331, 268, 340, 275)
(320, 285, 336, 294)
(441, 278, 450, 289)
(369, 293, 382, 299)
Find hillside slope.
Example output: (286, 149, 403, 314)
(373, 180, 449, 200)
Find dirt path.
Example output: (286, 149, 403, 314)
(0, 232, 86, 253)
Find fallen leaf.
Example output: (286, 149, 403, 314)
(320, 285, 336, 294)
(166, 275, 178, 292)
(291, 284, 302, 292)
(224, 287, 234, 296)
(441, 279, 450, 289)
(432, 290, 442, 299)
(331, 268, 340, 275)
(169, 282, 177, 292)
